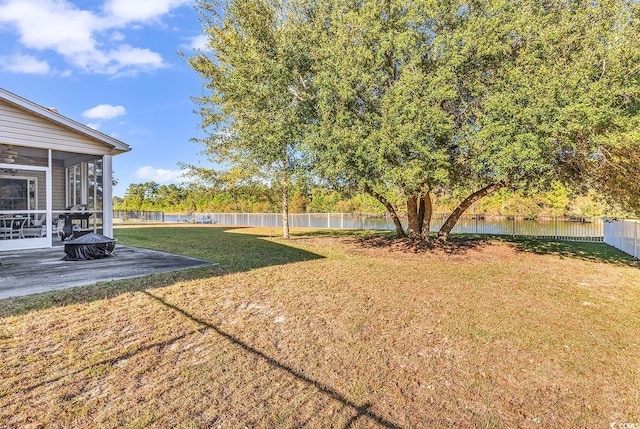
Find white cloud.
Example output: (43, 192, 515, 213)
(187, 35, 208, 51)
(109, 45, 163, 68)
(86, 122, 101, 130)
(0, 54, 51, 74)
(110, 31, 126, 42)
(103, 0, 192, 24)
(0, 0, 190, 76)
(134, 166, 187, 183)
(0, 1, 98, 52)
(82, 104, 127, 120)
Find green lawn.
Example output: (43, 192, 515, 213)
(1, 225, 639, 428)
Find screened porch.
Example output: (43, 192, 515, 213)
(0, 147, 113, 251)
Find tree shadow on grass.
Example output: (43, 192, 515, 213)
(295, 229, 491, 255)
(144, 291, 404, 428)
(0, 227, 324, 317)
(297, 228, 639, 265)
(356, 234, 491, 255)
(8, 288, 406, 428)
(505, 236, 640, 268)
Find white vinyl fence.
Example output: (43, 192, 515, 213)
(147, 212, 603, 242)
(603, 219, 640, 258)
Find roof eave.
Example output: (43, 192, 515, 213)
(0, 87, 132, 154)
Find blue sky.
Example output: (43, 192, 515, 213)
(0, 0, 212, 196)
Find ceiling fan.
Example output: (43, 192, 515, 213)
(0, 146, 18, 164)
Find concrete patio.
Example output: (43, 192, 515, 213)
(0, 244, 215, 299)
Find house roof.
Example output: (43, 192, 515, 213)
(0, 87, 131, 155)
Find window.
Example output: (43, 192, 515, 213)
(0, 176, 36, 210)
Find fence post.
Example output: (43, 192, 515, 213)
(554, 216, 558, 240)
(633, 222, 638, 258)
(618, 220, 623, 251)
(341, 213, 344, 229)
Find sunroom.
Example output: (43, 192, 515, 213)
(0, 88, 130, 251)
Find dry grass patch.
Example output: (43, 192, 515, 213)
(1, 227, 639, 428)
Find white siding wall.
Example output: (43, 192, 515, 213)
(52, 160, 66, 209)
(0, 100, 107, 155)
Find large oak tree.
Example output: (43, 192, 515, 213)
(308, 0, 640, 241)
(191, 0, 639, 241)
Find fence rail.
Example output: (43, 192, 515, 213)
(114, 211, 165, 223)
(603, 219, 640, 258)
(114, 211, 604, 242)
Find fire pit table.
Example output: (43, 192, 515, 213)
(63, 233, 117, 261)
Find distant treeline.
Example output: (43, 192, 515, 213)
(113, 181, 627, 219)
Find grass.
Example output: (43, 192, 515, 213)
(1, 225, 639, 428)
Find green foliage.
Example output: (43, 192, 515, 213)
(190, 0, 311, 167)
(113, 181, 279, 213)
(189, 0, 315, 237)
(310, 0, 455, 197)
(307, 0, 640, 237)
(114, 179, 625, 218)
(186, 0, 640, 238)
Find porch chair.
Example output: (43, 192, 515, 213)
(53, 218, 66, 240)
(0, 218, 13, 239)
(21, 214, 47, 238)
(0, 217, 26, 239)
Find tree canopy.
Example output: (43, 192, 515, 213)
(190, 0, 640, 240)
(189, 0, 314, 238)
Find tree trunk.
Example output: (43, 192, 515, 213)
(421, 193, 433, 242)
(437, 183, 505, 242)
(282, 175, 291, 240)
(407, 193, 433, 242)
(407, 195, 422, 240)
(364, 186, 405, 238)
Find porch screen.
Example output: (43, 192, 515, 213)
(66, 159, 103, 210)
(64, 158, 104, 234)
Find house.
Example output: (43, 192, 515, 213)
(0, 88, 131, 251)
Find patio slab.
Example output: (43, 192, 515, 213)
(0, 245, 215, 299)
